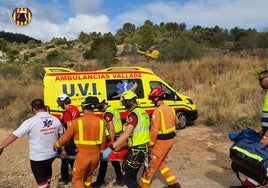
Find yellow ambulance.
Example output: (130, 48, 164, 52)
(43, 66, 198, 129)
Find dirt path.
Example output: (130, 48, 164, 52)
(0, 124, 240, 188)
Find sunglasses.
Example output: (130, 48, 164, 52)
(259, 76, 268, 83)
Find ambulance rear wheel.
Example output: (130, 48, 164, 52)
(176, 111, 188, 130)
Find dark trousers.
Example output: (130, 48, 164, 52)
(30, 157, 55, 184)
(61, 158, 74, 180)
(122, 145, 147, 188)
(96, 160, 122, 182)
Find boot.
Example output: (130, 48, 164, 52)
(168, 183, 181, 188)
(229, 185, 247, 188)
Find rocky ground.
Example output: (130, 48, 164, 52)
(0, 124, 246, 188)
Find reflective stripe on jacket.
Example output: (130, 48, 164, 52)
(149, 103, 178, 145)
(158, 109, 176, 134)
(74, 118, 104, 145)
(128, 107, 150, 147)
(262, 91, 268, 127)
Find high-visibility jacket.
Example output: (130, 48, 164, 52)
(149, 102, 179, 145)
(127, 107, 150, 147)
(262, 91, 268, 127)
(54, 112, 106, 153)
(104, 106, 122, 136)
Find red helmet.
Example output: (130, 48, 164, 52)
(149, 87, 166, 100)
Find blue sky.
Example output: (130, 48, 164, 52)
(0, 0, 267, 42)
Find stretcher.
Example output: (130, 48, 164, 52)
(56, 147, 129, 161)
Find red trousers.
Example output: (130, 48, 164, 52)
(140, 138, 179, 188)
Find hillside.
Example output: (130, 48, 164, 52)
(0, 31, 41, 43)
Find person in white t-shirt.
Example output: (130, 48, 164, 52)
(0, 99, 63, 188)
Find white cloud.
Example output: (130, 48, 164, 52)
(64, 14, 110, 40)
(178, 0, 268, 30)
(9, 14, 111, 42)
(0, 0, 109, 42)
(111, 0, 268, 31)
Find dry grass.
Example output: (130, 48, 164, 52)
(0, 51, 267, 131)
(72, 54, 268, 131)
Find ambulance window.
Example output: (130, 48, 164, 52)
(150, 81, 176, 100)
(106, 79, 144, 100)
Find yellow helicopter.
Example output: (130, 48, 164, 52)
(135, 44, 160, 59)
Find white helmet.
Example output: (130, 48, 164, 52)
(58, 93, 69, 102)
(57, 93, 71, 109)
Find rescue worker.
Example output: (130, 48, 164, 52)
(140, 87, 181, 188)
(53, 96, 106, 188)
(230, 70, 268, 188)
(0, 99, 63, 188)
(102, 90, 150, 188)
(57, 93, 81, 185)
(91, 98, 124, 187)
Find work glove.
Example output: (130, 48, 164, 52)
(102, 147, 112, 159)
(53, 141, 61, 148)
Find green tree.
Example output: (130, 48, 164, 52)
(230, 27, 258, 51)
(115, 23, 136, 44)
(78, 32, 91, 44)
(0, 38, 8, 52)
(46, 50, 71, 64)
(159, 36, 202, 62)
(131, 20, 161, 49)
(257, 32, 268, 49)
(83, 33, 117, 61)
(46, 50, 59, 61)
(50, 37, 68, 45)
(27, 40, 38, 49)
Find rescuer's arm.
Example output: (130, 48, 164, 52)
(112, 124, 134, 151)
(260, 127, 268, 145)
(107, 120, 115, 142)
(149, 111, 160, 146)
(53, 121, 75, 148)
(0, 134, 18, 155)
(100, 120, 107, 152)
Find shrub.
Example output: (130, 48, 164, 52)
(29, 51, 36, 57)
(32, 64, 45, 80)
(45, 50, 71, 65)
(0, 65, 22, 79)
(0, 94, 12, 109)
(158, 36, 202, 62)
(231, 116, 254, 130)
